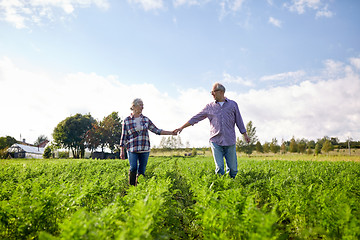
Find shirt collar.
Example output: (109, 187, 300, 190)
(130, 113, 143, 119)
(215, 97, 228, 104)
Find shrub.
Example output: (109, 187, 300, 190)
(0, 148, 9, 159)
(43, 146, 52, 159)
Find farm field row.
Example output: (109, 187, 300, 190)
(1, 156, 360, 239)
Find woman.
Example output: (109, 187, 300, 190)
(120, 98, 176, 186)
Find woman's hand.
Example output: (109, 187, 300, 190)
(120, 147, 126, 159)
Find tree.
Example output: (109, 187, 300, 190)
(298, 139, 307, 154)
(289, 137, 298, 153)
(322, 140, 334, 154)
(53, 113, 95, 158)
(315, 143, 322, 155)
(307, 140, 316, 149)
(43, 146, 52, 159)
(255, 141, 263, 153)
(85, 121, 103, 153)
(101, 112, 122, 153)
(34, 135, 49, 146)
(270, 138, 280, 153)
(263, 142, 270, 153)
(280, 141, 287, 154)
(330, 137, 339, 146)
(0, 136, 17, 150)
(306, 145, 313, 155)
(85, 112, 122, 154)
(236, 121, 258, 155)
(159, 136, 183, 149)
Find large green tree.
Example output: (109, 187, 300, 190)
(53, 113, 95, 158)
(84, 112, 122, 153)
(85, 121, 103, 153)
(101, 112, 122, 153)
(0, 136, 17, 150)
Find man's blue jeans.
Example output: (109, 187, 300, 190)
(210, 142, 238, 178)
(128, 151, 150, 175)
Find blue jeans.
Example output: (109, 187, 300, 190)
(210, 142, 238, 178)
(128, 151, 150, 175)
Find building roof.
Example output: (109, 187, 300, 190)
(8, 143, 45, 155)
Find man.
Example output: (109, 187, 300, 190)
(175, 83, 250, 178)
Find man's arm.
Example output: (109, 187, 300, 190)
(174, 122, 192, 134)
(174, 105, 209, 134)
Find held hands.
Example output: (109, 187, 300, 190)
(173, 128, 183, 135)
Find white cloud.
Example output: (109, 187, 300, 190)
(322, 59, 345, 78)
(285, 0, 321, 14)
(222, 72, 254, 87)
(316, 4, 333, 18)
(248, 60, 360, 143)
(0, 56, 211, 147)
(350, 57, 360, 70)
(268, 16, 281, 28)
(231, 0, 245, 12)
(128, 0, 164, 11)
(260, 70, 306, 82)
(284, 0, 333, 18)
(239, 75, 360, 143)
(219, 0, 246, 21)
(173, 0, 202, 7)
(0, 0, 109, 29)
(1, 56, 359, 148)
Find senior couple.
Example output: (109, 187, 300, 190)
(120, 83, 250, 186)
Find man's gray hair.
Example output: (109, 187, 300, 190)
(130, 98, 143, 110)
(213, 82, 226, 92)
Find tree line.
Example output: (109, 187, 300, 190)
(0, 112, 123, 159)
(236, 121, 360, 156)
(156, 121, 360, 156)
(1, 116, 359, 159)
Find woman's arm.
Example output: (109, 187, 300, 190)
(160, 130, 177, 135)
(120, 147, 126, 159)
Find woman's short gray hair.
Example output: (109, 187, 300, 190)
(213, 83, 226, 92)
(130, 98, 143, 110)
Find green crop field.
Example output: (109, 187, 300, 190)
(1, 156, 360, 239)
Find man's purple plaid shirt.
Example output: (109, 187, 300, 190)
(188, 98, 246, 146)
(120, 114, 162, 152)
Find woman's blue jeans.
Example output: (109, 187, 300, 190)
(128, 151, 150, 175)
(210, 142, 238, 178)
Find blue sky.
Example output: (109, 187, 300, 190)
(1, 0, 360, 147)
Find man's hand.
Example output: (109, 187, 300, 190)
(243, 133, 250, 143)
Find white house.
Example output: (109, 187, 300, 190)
(8, 142, 47, 159)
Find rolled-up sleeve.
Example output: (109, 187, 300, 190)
(119, 122, 128, 147)
(148, 119, 162, 135)
(188, 105, 209, 125)
(234, 102, 246, 134)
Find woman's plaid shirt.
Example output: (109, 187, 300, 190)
(120, 114, 162, 152)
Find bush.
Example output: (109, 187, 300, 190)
(0, 148, 9, 159)
(191, 148, 197, 156)
(43, 146, 52, 159)
(58, 151, 69, 159)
